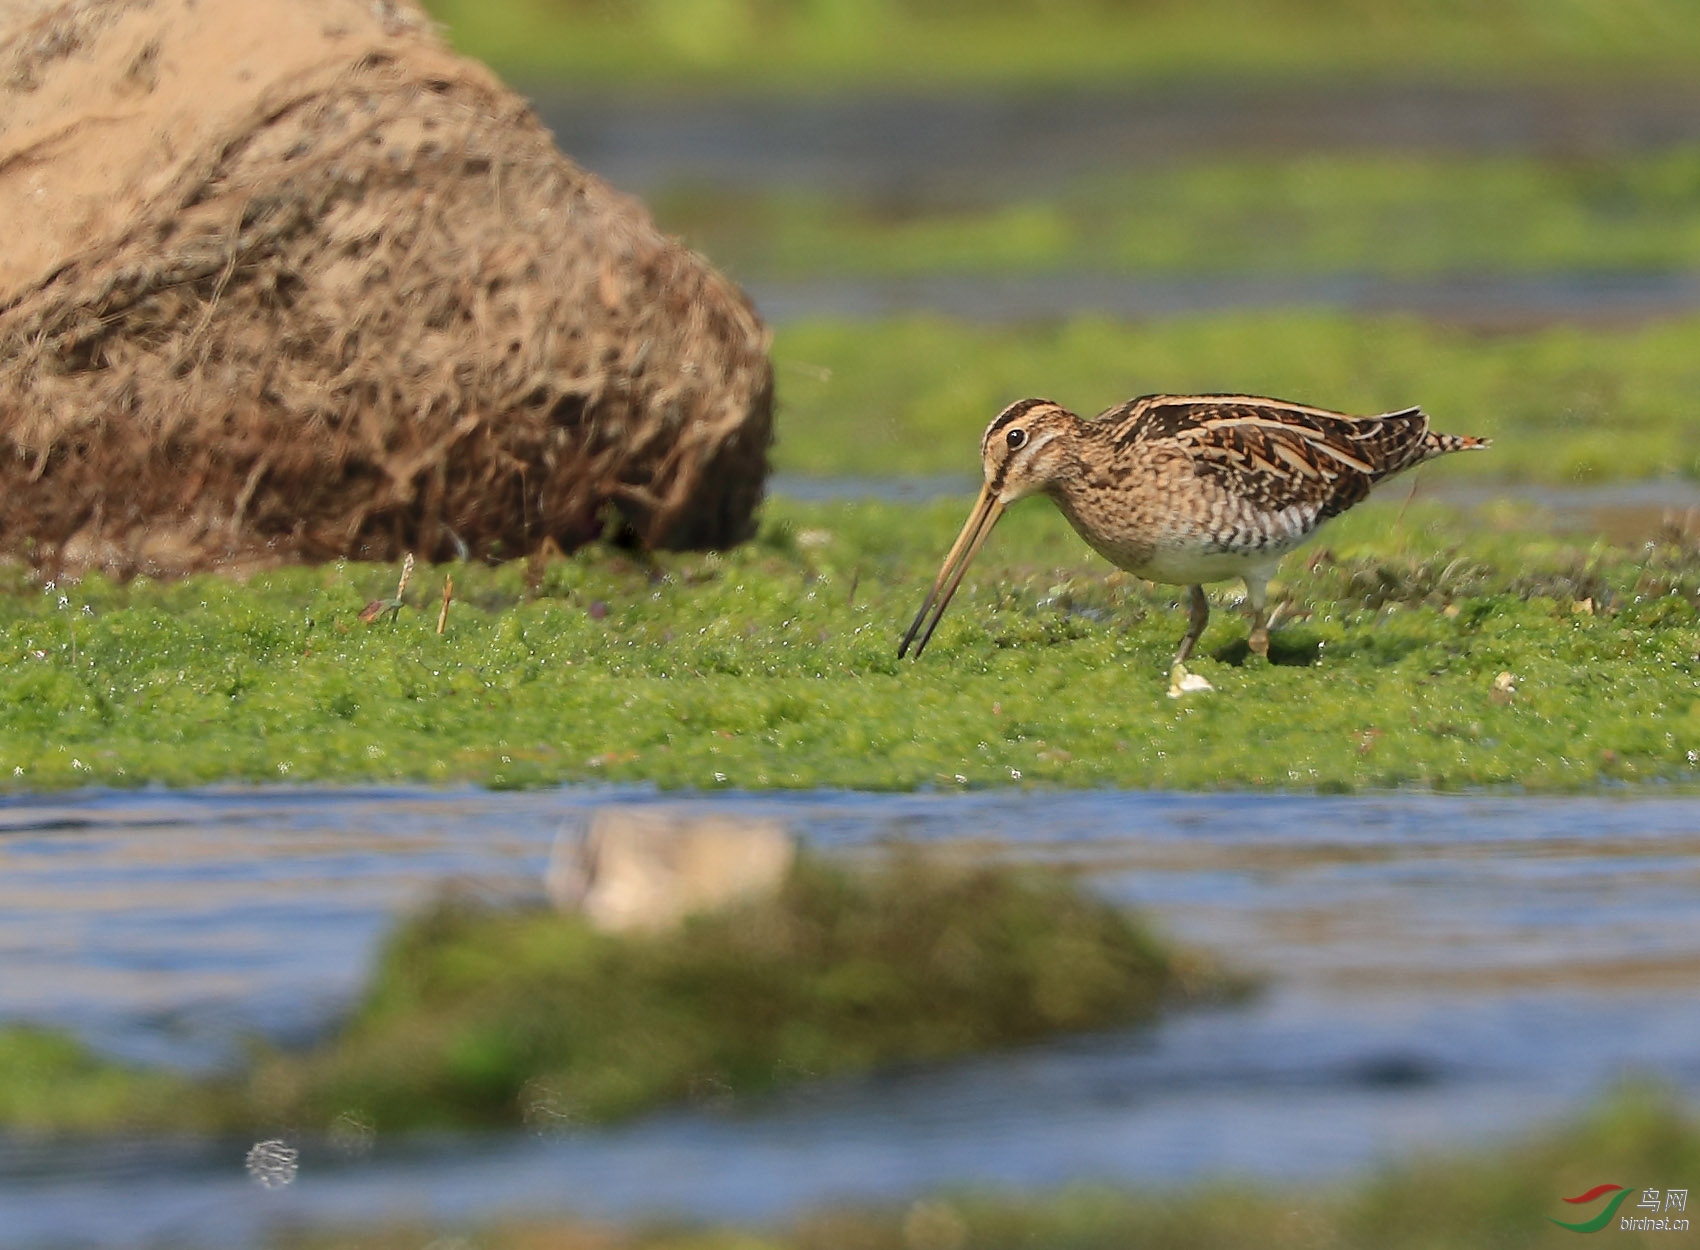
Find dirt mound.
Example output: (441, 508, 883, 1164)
(0, 0, 772, 574)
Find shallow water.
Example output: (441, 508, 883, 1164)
(534, 84, 1700, 200)
(740, 268, 1700, 327)
(4, 787, 1700, 1247)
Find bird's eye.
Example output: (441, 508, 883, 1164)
(1006, 428, 1027, 450)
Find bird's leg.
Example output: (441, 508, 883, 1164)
(1167, 585, 1214, 696)
(1170, 584, 1209, 667)
(1243, 573, 1270, 659)
(1174, 584, 1210, 665)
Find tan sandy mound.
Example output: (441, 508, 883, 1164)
(0, 0, 772, 574)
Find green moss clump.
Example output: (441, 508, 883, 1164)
(238, 853, 1213, 1132)
(0, 856, 1218, 1135)
(0, 1026, 210, 1134)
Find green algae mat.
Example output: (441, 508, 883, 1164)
(3, 493, 1696, 792)
(423, 0, 1700, 88)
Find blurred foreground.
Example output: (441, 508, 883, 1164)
(275, 1091, 1698, 1249)
(4, 788, 1700, 1245)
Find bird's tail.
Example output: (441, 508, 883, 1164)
(1420, 431, 1491, 460)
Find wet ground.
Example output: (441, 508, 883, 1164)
(3, 787, 1699, 1247)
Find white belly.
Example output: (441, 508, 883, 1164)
(1075, 525, 1313, 589)
(1136, 547, 1284, 586)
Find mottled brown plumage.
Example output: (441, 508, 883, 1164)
(900, 393, 1490, 685)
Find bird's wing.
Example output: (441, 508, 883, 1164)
(1101, 395, 1432, 520)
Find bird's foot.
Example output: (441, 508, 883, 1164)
(1168, 662, 1215, 698)
(1247, 626, 1270, 661)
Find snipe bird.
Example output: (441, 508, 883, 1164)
(898, 394, 1489, 689)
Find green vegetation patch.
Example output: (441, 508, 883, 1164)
(0, 855, 1215, 1133)
(669, 150, 1700, 282)
(0, 1025, 210, 1134)
(422, 0, 1700, 89)
(771, 312, 1700, 482)
(1, 498, 1698, 792)
(279, 1088, 1700, 1249)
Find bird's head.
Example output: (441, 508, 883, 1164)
(978, 397, 1079, 504)
(898, 398, 1080, 659)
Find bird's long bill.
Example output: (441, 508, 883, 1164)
(898, 483, 1005, 658)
